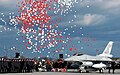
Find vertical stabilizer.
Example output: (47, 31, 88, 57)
(98, 41, 114, 57)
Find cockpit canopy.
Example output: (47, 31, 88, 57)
(73, 53, 84, 56)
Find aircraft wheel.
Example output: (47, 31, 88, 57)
(79, 71, 82, 73)
(86, 70, 89, 73)
(78, 69, 82, 73)
(99, 69, 103, 73)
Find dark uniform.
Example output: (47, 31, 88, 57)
(19, 59, 25, 73)
(108, 61, 116, 74)
(7, 59, 12, 72)
(108, 62, 111, 73)
(0, 58, 35, 73)
(111, 61, 116, 74)
(2, 59, 9, 73)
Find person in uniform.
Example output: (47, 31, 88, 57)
(2, 58, 9, 73)
(111, 61, 116, 74)
(108, 61, 112, 73)
(8, 59, 12, 73)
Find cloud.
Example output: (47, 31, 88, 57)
(0, 0, 18, 9)
(100, 0, 120, 15)
(77, 14, 106, 26)
(78, 0, 120, 15)
(92, 0, 120, 15)
(99, 30, 120, 35)
(0, 0, 11, 3)
(79, 0, 120, 9)
(101, 0, 120, 9)
(0, 0, 15, 4)
(58, 14, 106, 27)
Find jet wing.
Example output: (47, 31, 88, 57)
(64, 56, 80, 61)
(82, 57, 112, 62)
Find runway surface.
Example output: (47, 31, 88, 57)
(1, 69, 120, 75)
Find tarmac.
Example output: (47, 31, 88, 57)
(1, 69, 120, 75)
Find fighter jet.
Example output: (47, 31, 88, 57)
(64, 41, 114, 72)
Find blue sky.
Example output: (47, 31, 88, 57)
(0, 0, 120, 58)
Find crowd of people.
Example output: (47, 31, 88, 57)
(0, 58, 36, 73)
(0, 57, 119, 73)
(37, 59, 67, 72)
(0, 58, 67, 73)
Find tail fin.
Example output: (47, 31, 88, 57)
(98, 41, 114, 58)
